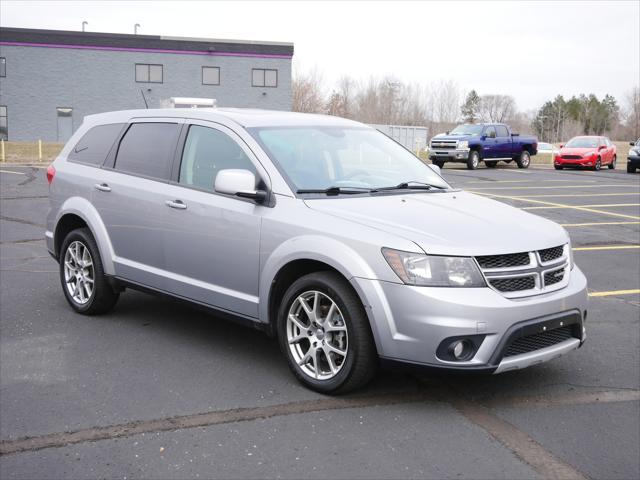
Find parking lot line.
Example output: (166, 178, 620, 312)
(469, 184, 639, 191)
(509, 193, 640, 199)
(561, 221, 640, 227)
(573, 245, 640, 251)
(461, 179, 597, 185)
(475, 193, 640, 220)
(523, 203, 640, 210)
(0, 170, 26, 175)
(588, 289, 640, 297)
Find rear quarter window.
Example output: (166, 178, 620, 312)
(114, 123, 181, 180)
(68, 123, 124, 166)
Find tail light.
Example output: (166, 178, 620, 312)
(46, 164, 56, 185)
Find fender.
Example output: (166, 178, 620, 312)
(258, 235, 380, 324)
(56, 196, 116, 275)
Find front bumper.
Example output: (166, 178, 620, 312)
(627, 154, 640, 166)
(429, 149, 470, 162)
(554, 157, 596, 167)
(352, 266, 588, 373)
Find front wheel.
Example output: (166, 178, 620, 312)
(59, 228, 119, 314)
(628, 164, 637, 173)
(277, 271, 377, 394)
(485, 161, 497, 168)
(517, 150, 531, 168)
(554, 165, 564, 170)
(432, 159, 445, 169)
(467, 151, 480, 170)
(608, 156, 616, 169)
(594, 158, 602, 171)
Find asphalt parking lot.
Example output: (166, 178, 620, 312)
(1, 163, 639, 479)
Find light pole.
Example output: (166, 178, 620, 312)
(82, 21, 88, 32)
(134, 23, 140, 35)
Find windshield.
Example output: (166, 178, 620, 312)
(565, 137, 599, 148)
(449, 124, 484, 136)
(250, 126, 450, 192)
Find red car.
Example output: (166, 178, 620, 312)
(554, 136, 617, 171)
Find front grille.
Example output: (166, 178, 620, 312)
(504, 325, 574, 357)
(562, 155, 582, 160)
(430, 141, 457, 150)
(489, 276, 535, 292)
(476, 252, 530, 269)
(544, 268, 565, 286)
(539, 246, 564, 263)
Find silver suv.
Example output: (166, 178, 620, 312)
(46, 109, 588, 393)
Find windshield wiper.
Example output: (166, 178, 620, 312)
(296, 186, 371, 196)
(371, 181, 447, 193)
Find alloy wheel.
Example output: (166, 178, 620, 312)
(286, 290, 348, 380)
(63, 241, 95, 305)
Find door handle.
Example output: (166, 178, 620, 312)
(94, 183, 112, 192)
(165, 199, 187, 210)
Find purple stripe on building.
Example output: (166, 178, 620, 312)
(0, 41, 293, 59)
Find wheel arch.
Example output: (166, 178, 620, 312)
(54, 197, 116, 275)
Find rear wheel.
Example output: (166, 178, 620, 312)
(594, 157, 602, 171)
(516, 150, 531, 168)
(485, 161, 497, 168)
(432, 159, 445, 169)
(277, 271, 377, 394)
(467, 150, 480, 170)
(59, 228, 119, 315)
(608, 155, 616, 169)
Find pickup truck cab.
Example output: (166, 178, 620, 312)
(429, 123, 538, 170)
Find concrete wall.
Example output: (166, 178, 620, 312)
(0, 45, 292, 141)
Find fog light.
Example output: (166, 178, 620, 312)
(452, 341, 465, 358)
(450, 339, 473, 360)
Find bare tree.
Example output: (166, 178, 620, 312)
(432, 79, 461, 124)
(625, 86, 640, 139)
(478, 95, 517, 123)
(292, 67, 326, 113)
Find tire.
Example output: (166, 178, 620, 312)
(59, 227, 119, 315)
(432, 159, 445, 169)
(277, 271, 377, 394)
(485, 161, 497, 168)
(516, 150, 531, 168)
(628, 164, 637, 173)
(608, 155, 616, 169)
(594, 157, 601, 171)
(467, 150, 480, 170)
(554, 165, 563, 170)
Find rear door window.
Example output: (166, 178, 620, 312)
(496, 125, 509, 137)
(114, 123, 181, 180)
(69, 123, 124, 166)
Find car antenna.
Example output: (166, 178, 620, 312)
(140, 89, 149, 109)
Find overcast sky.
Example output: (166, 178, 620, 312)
(2, 0, 638, 111)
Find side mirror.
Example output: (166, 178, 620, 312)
(480, 135, 487, 140)
(598, 145, 606, 150)
(215, 169, 267, 203)
(445, 131, 450, 135)
(630, 142, 636, 146)
(429, 164, 441, 176)
(559, 144, 564, 148)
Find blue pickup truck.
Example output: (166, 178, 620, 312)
(429, 123, 538, 170)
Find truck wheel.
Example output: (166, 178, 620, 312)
(277, 271, 377, 394)
(59, 228, 119, 315)
(516, 151, 531, 168)
(608, 156, 616, 169)
(485, 161, 497, 168)
(467, 151, 480, 170)
(432, 160, 445, 169)
(628, 164, 637, 173)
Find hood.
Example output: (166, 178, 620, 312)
(560, 147, 597, 155)
(305, 191, 569, 256)
(431, 133, 476, 142)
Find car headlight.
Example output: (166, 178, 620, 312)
(457, 141, 469, 150)
(583, 151, 595, 158)
(382, 248, 486, 287)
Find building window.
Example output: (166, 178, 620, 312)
(252, 68, 277, 88)
(135, 63, 163, 83)
(0, 106, 7, 140)
(202, 66, 220, 85)
(0, 58, 5, 77)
